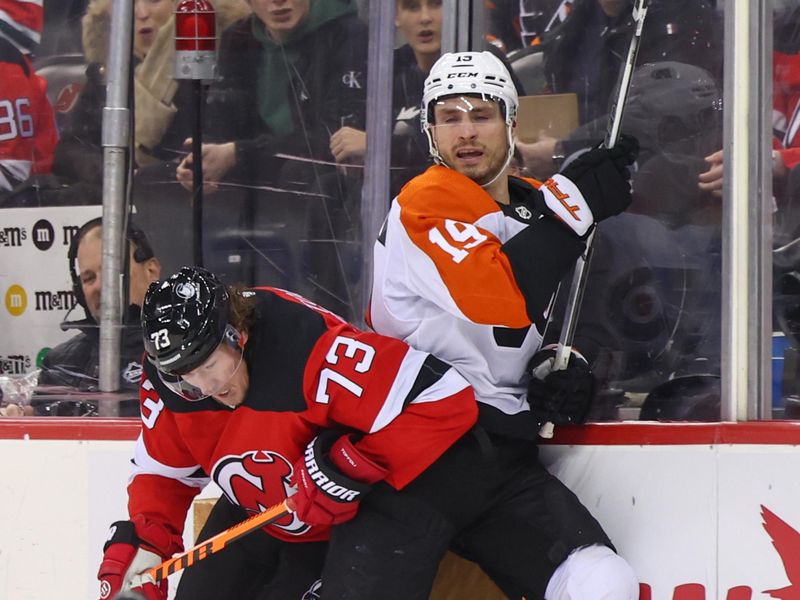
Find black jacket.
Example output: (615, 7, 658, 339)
(51, 60, 194, 186)
(541, 0, 721, 124)
(388, 44, 433, 197)
(206, 11, 368, 188)
(37, 304, 145, 416)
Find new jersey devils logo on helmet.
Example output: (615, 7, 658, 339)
(174, 281, 197, 300)
(213, 450, 310, 535)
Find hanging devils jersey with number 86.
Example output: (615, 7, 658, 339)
(0, 38, 58, 191)
(130, 287, 476, 551)
(369, 165, 587, 438)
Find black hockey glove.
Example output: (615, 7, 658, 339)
(537, 135, 639, 238)
(527, 347, 595, 427)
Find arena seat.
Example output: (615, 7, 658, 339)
(508, 45, 547, 95)
(33, 53, 87, 130)
(132, 160, 306, 290)
(209, 228, 295, 291)
(638, 374, 721, 421)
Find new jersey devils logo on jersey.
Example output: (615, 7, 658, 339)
(213, 450, 310, 535)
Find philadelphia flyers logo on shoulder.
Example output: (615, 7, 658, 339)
(213, 451, 311, 535)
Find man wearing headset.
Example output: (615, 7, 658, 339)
(37, 217, 161, 415)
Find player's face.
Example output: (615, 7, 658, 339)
(76, 229, 160, 320)
(76, 233, 103, 321)
(133, 0, 174, 59)
(129, 254, 161, 308)
(250, 0, 311, 42)
(396, 0, 442, 60)
(181, 334, 249, 408)
(431, 95, 509, 185)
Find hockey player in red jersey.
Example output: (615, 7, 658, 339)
(0, 0, 58, 192)
(352, 51, 641, 598)
(96, 266, 477, 600)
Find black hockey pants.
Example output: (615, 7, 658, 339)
(321, 430, 613, 600)
(174, 496, 326, 600)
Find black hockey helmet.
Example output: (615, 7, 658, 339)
(142, 266, 230, 376)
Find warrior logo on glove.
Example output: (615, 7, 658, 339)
(302, 441, 363, 501)
(289, 432, 388, 526)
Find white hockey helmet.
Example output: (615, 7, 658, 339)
(421, 51, 519, 181)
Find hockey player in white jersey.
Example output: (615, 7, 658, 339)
(333, 51, 641, 599)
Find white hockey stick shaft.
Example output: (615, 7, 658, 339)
(540, 0, 649, 439)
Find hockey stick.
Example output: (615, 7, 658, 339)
(539, 0, 648, 438)
(145, 500, 291, 584)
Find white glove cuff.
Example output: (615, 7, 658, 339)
(540, 174, 594, 237)
(123, 548, 161, 590)
(541, 343, 587, 363)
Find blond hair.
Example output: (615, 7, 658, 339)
(82, 0, 112, 65)
(228, 285, 260, 334)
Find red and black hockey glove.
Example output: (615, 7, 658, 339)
(290, 431, 388, 526)
(537, 134, 639, 238)
(527, 346, 595, 427)
(97, 520, 169, 600)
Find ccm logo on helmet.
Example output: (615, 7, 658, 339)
(303, 444, 361, 502)
(447, 72, 478, 78)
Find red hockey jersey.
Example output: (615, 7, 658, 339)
(774, 50, 800, 170)
(0, 0, 42, 54)
(0, 43, 58, 190)
(129, 288, 477, 551)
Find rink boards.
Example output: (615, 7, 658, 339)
(1, 420, 799, 599)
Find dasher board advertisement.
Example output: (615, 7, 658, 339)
(0, 206, 101, 375)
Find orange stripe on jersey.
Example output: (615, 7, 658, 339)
(398, 166, 535, 328)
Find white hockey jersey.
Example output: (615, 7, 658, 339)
(369, 165, 586, 437)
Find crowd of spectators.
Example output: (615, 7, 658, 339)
(2, 0, 798, 422)
(303, 0, 442, 318)
(51, 0, 250, 188)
